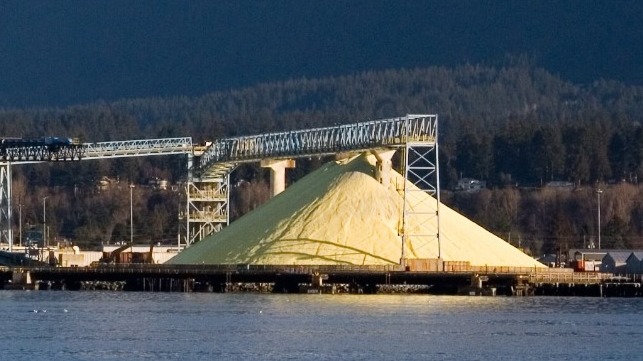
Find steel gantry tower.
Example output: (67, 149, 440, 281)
(1, 114, 440, 262)
(401, 116, 441, 262)
(0, 138, 193, 251)
(0, 138, 85, 252)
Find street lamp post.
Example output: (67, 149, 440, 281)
(597, 188, 603, 250)
(43, 196, 48, 248)
(130, 184, 135, 244)
(18, 202, 22, 247)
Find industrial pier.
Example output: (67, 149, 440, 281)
(1, 264, 639, 297)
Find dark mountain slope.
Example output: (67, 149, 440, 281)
(1, 1, 641, 107)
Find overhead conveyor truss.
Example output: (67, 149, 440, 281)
(0, 138, 194, 250)
(0, 140, 84, 162)
(197, 114, 436, 167)
(187, 114, 440, 258)
(0, 115, 440, 259)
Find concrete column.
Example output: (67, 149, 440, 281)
(371, 150, 396, 187)
(260, 159, 296, 197)
(335, 152, 359, 161)
(12, 269, 32, 286)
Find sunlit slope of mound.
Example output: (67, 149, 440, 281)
(398, 169, 544, 268)
(170, 154, 403, 265)
(169, 154, 544, 268)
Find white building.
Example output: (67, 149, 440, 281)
(455, 178, 486, 192)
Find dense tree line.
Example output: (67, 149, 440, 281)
(1, 63, 642, 254)
(446, 183, 643, 256)
(448, 119, 643, 187)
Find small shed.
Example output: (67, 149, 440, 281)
(600, 251, 633, 274)
(572, 250, 608, 271)
(626, 252, 643, 274)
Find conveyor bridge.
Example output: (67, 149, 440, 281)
(1, 114, 439, 258)
(198, 115, 435, 168)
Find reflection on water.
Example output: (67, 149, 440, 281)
(1, 291, 642, 361)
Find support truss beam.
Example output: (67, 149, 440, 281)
(1, 137, 194, 249)
(401, 115, 440, 263)
(198, 115, 436, 172)
(1, 144, 83, 162)
(83, 137, 193, 159)
(181, 162, 236, 247)
(0, 164, 11, 249)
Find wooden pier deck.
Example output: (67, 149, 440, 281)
(0, 264, 639, 296)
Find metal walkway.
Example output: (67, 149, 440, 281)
(197, 115, 436, 171)
(82, 138, 193, 159)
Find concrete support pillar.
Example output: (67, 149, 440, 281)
(260, 159, 296, 197)
(335, 152, 358, 161)
(12, 269, 32, 285)
(371, 150, 396, 187)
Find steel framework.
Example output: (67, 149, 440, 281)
(0, 138, 193, 251)
(0, 144, 84, 162)
(402, 116, 440, 262)
(0, 141, 85, 251)
(190, 114, 440, 260)
(188, 115, 437, 248)
(0, 164, 11, 249)
(182, 154, 236, 246)
(82, 138, 192, 159)
(197, 115, 436, 170)
(1, 115, 440, 263)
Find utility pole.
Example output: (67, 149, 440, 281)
(596, 188, 603, 250)
(130, 184, 135, 244)
(18, 201, 22, 247)
(43, 196, 48, 248)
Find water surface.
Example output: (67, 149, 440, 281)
(1, 291, 642, 360)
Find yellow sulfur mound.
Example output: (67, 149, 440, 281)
(169, 153, 544, 268)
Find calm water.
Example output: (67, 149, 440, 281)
(1, 291, 642, 361)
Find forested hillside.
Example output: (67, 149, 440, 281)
(2, 64, 643, 254)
